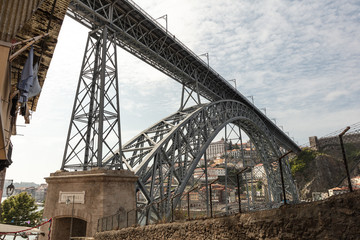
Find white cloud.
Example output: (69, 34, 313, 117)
(323, 90, 349, 102)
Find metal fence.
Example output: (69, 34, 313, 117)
(97, 155, 297, 230)
(97, 123, 360, 230)
(306, 122, 360, 200)
(97, 208, 128, 232)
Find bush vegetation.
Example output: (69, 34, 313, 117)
(289, 148, 319, 175)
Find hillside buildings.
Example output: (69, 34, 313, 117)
(4, 183, 47, 203)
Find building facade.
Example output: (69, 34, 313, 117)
(206, 138, 226, 160)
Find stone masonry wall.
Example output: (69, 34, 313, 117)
(95, 191, 360, 240)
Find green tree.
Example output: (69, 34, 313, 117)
(289, 147, 319, 175)
(0, 192, 42, 227)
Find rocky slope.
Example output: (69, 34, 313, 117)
(95, 191, 360, 240)
(290, 147, 360, 200)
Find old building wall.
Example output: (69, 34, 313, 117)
(40, 169, 137, 240)
(0, 43, 12, 160)
(0, 42, 12, 196)
(0, 0, 42, 42)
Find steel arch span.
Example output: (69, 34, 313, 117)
(103, 100, 297, 223)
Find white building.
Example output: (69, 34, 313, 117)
(193, 167, 225, 181)
(328, 187, 348, 196)
(206, 138, 226, 159)
(351, 176, 360, 185)
(208, 168, 226, 176)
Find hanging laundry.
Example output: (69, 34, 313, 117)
(18, 46, 34, 103)
(28, 62, 41, 98)
(10, 94, 18, 117)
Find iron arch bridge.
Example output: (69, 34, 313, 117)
(103, 100, 297, 223)
(59, 0, 301, 224)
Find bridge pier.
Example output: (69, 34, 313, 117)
(40, 169, 137, 240)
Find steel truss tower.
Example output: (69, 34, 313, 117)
(61, 27, 122, 170)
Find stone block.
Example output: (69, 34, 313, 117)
(40, 169, 137, 240)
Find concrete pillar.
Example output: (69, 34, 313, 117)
(40, 168, 137, 239)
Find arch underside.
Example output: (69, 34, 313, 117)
(104, 100, 298, 223)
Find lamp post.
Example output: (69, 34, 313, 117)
(198, 53, 209, 67)
(228, 79, 236, 89)
(66, 195, 75, 240)
(246, 95, 254, 104)
(0, 180, 15, 219)
(6, 179, 15, 197)
(155, 14, 168, 32)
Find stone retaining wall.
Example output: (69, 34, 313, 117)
(95, 191, 360, 240)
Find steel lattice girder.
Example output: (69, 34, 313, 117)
(62, 27, 122, 170)
(66, 0, 300, 153)
(103, 100, 298, 223)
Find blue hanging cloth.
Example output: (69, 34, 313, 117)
(18, 46, 34, 103)
(28, 62, 42, 98)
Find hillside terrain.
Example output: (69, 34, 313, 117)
(290, 145, 360, 200)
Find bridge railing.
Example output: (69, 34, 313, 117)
(97, 210, 126, 232)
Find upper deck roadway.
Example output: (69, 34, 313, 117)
(66, 0, 301, 153)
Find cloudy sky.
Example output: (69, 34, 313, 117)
(6, 0, 360, 183)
